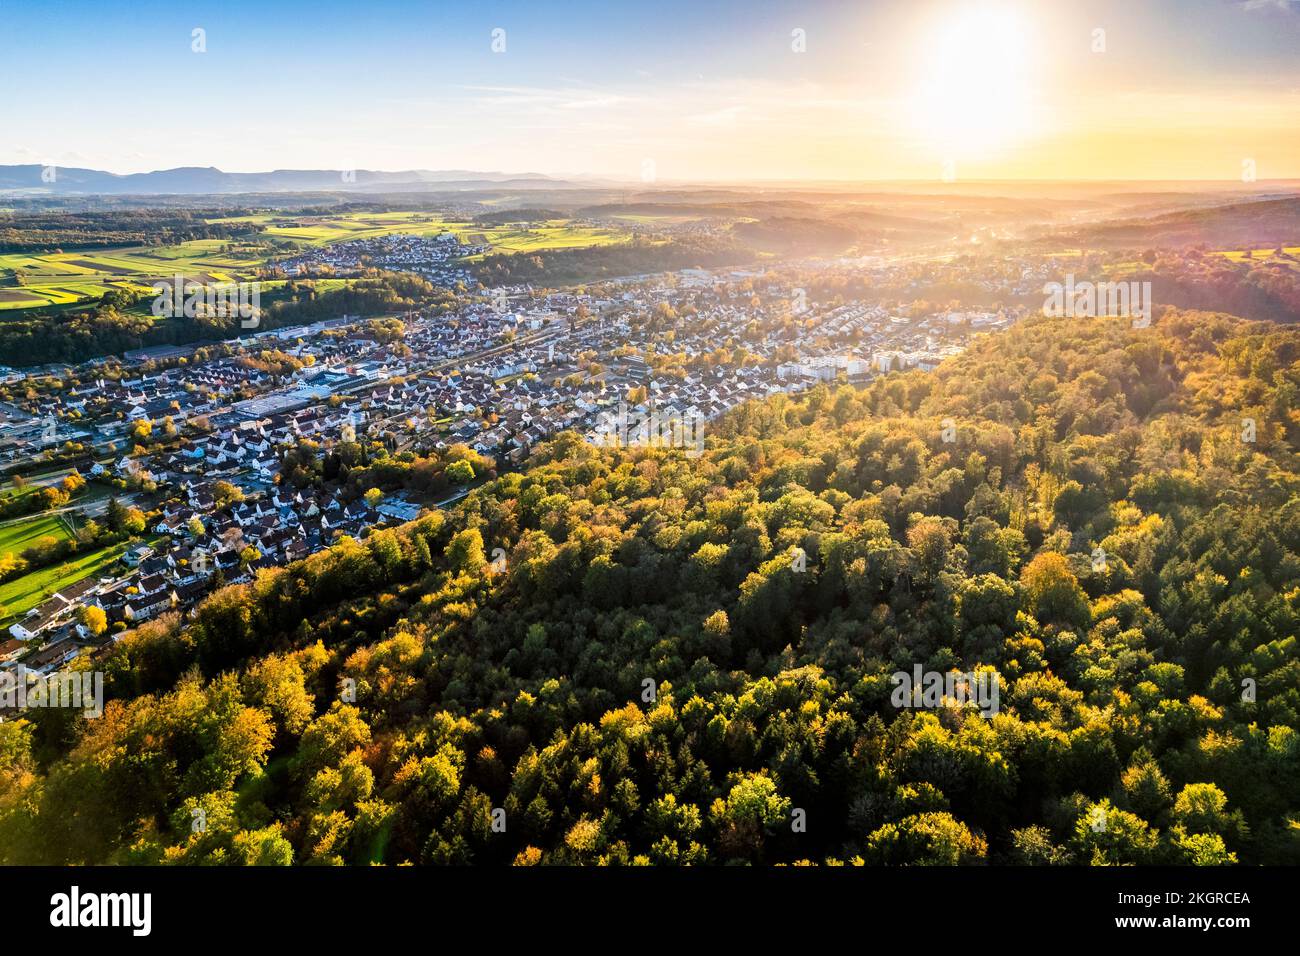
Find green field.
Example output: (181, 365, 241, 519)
(0, 514, 73, 557)
(0, 540, 125, 628)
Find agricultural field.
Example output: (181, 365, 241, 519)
(465, 222, 628, 256)
(0, 241, 265, 312)
(0, 209, 632, 314)
(1103, 246, 1300, 274)
(1216, 245, 1300, 269)
(242, 210, 630, 254)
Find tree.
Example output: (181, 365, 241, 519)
(866, 812, 989, 865)
(214, 481, 245, 510)
(38, 487, 68, 511)
(446, 460, 474, 484)
(77, 604, 108, 637)
(1119, 754, 1172, 821)
(105, 497, 128, 532)
(1176, 832, 1237, 866)
(245, 653, 316, 737)
(1172, 783, 1248, 846)
(128, 418, 153, 444)
(1071, 801, 1160, 865)
(710, 773, 791, 861)
(446, 529, 486, 573)
(122, 508, 147, 536)
(1020, 551, 1090, 627)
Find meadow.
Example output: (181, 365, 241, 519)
(0, 513, 73, 558)
(0, 540, 126, 627)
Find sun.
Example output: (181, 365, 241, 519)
(912, 5, 1038, 159)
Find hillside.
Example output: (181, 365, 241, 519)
(1040, 196, 1300, 250)
(3, 310, 1299, 865)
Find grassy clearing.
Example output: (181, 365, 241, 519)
(0, 540, 125, 626)
(0, 514, 73, 557)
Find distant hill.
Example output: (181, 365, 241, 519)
(0, 165, 569, 196)
(1037, 195, 1300, 249)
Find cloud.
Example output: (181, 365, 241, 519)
(1232, 0, 1299, 12)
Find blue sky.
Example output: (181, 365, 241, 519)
(2, 0, 1298, 180)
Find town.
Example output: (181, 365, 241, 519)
(0, 249, 1021, 710)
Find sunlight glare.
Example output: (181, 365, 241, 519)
(912, 5, 1038, 158)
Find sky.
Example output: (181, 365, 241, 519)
(1, 0, 1298, 182)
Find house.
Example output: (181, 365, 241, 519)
(9, 601, 64, 642)
(154, 513, 189, 535)
(122, 545, 154, 568)
(377, 499, 421, 522)
(17, 638, 81, 675)
(137, 574, 169, 597)
(123, 592, 172, 623)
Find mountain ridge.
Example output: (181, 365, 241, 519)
(0, 165, 572, 195)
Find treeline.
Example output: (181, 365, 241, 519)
(0, 472, 86, 522)
(1139, 251, 1300, 325)
(0, 209, 264, 252)
(472, 238, 756, 286)
(257, 274, 460, 329)
(473, 209, 568, 225)
(3, 309, 1300, 866)
(731, 216, 858, 255)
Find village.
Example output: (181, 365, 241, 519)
(268, 231, 484, 286)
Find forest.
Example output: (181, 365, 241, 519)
(471, 237, 756, 287)
(0, 209, 265, 253)
(1, 308, 1297, 865)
